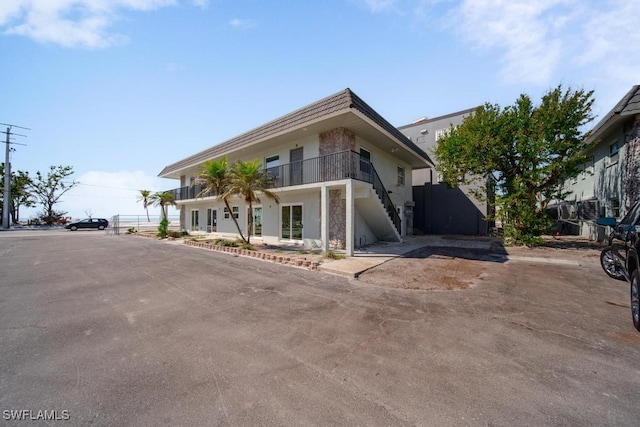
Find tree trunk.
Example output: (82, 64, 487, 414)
(11, 201, 17, 224)
(247, 199, 253, 245)
(224, 198, 247, 243)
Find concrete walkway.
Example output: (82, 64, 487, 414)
(319, 235, 498, 277)
(318, 235, 586, 277)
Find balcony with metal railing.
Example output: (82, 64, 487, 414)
(167, 150, 402, 235)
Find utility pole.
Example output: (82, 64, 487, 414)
(1, 124, 29, 229)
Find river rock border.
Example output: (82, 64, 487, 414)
(183, 240, 320, 270)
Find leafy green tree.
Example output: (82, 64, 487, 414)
(227, 159, 279, 244)
(434, 85, 595, 243)
(0, 164, 35, 224)
(150, 191, 176, 238)
(193, 157, 247, 242)
(137, 189, 152, 222)
(29, 165, 77, 225)
(150, 191, 175, 221)
(11, 171, 35, 223)
(193, 157, 278, 244)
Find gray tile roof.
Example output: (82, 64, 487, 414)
(587, 85, 640, 142)
(159, 88, 433, 177)
(621, 85, 640, 116)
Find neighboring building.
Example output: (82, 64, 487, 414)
(398, 108, 491, 235)
(557, 85, 640, 241)
(158, 88, 434, 256)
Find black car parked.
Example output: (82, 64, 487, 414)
(598, 200, 640, 332)
(65, 218, 109, 231)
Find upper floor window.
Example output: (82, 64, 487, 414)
(359, 148, 372, 175)
(265, 155, 280, 178)
(397, 166, 405, 186)
(610, 141, 619, 156)
(609, 141, 620, 165)
(584, 155, 595, 177)
(265, 155, 279, 169)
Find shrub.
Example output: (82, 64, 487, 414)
(169, 231, 182, 238)
(214, 238, 238, 247)
(157, 218, 169, 238)
(126, 227, 136, 234)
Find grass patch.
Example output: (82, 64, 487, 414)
(325, 250, 345, 260)
(213, 238, 239, 247)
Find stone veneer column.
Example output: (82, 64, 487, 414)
(320, 128, 356, 251)
(318, 127, 356, 155)
(345, 180, 354, 257)
(328, 189, 346, 249)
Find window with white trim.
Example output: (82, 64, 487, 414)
(397, 166, 405, 186)
(610, 141, 619, 156)
(265, 155, 280, 181)
(609, 141, 620, 165)
(610, 198, 621, 218)
(224, 206, 239, 220)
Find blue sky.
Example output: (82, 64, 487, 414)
(1, 0, 638, 220)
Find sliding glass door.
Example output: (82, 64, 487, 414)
(281, 204, 302, 240)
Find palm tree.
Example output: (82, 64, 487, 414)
(150, 191, 176, 221)
(137, 189, 152, 222)
(194, 157, 247, 242)
(227, 159, 279, 244)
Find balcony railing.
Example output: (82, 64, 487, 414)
(168, 150, 402, 235)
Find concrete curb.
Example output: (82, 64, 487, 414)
(182, 239, 321, 270)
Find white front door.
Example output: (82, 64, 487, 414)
(207, 208, 217, 233)
(190, 209, 199, 231)
(248, 207, 262, 237)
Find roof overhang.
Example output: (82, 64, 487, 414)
(584, 85, 640, 146)
(159, 88, 434, 180)
(160, 109, 433, 180)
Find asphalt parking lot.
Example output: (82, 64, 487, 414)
(1, 230, 639, 425)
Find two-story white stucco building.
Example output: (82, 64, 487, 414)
(158, 89, 434, 256)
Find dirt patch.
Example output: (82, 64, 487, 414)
(358, 238, 603, 291)
(358, 247, 496, 291)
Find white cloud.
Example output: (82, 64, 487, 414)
(0, 0, 208, 48)
(229, 18, 255, 30)
(22, 170, 178, 221)
(448, 0, 640, 108)
(575, 1, 640, 66)
(453, 0, 574, 85)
